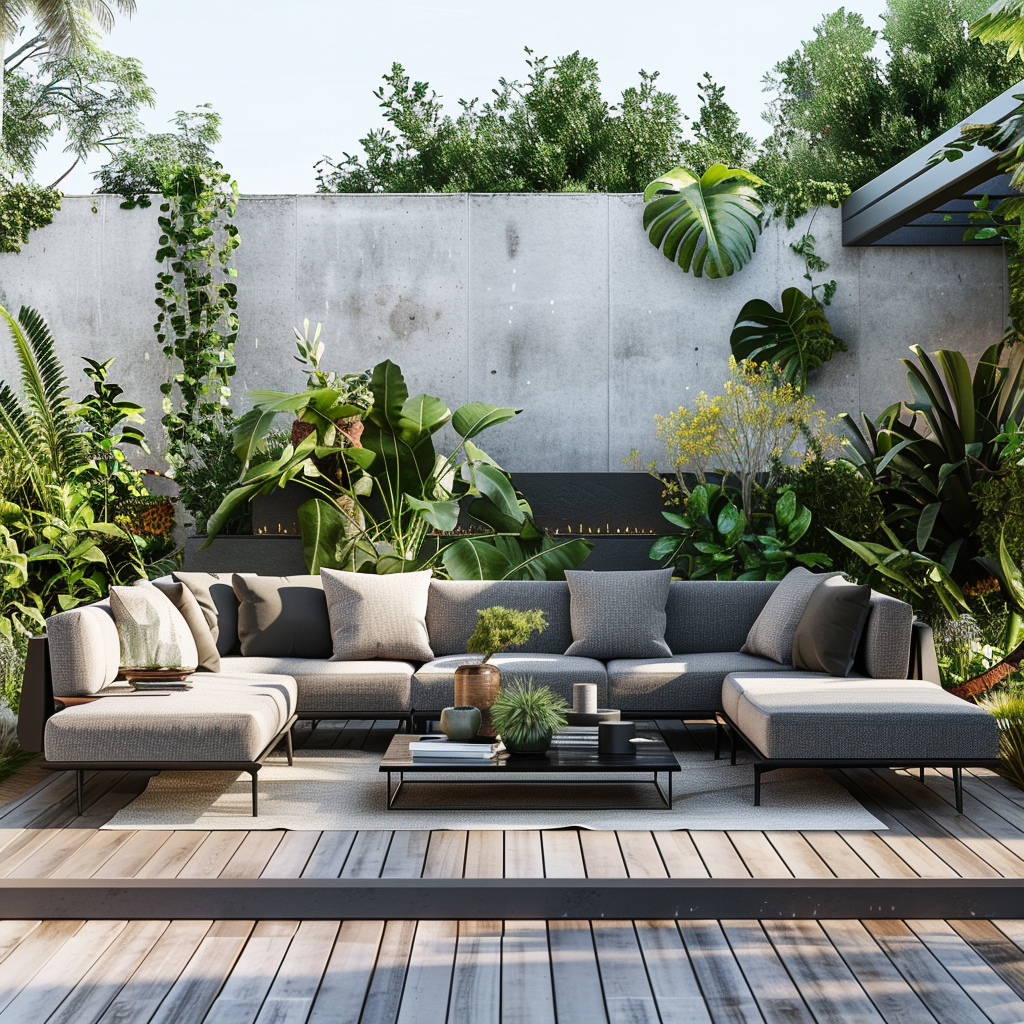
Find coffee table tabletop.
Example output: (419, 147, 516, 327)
(379, 722, 679, 810)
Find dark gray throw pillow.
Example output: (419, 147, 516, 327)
(741, 566, 841, 664)
(152, 579, 221, 671)
(564, 568, 673, 659)
(232, 573, 333, 659)
(791, 576, 872, 677)
(173, 571, 241, 656)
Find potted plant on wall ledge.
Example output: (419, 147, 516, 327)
(459, 606, 548, 737)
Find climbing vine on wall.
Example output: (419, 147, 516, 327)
(153, 163, 240, 486)
(0, 183, 61, 253)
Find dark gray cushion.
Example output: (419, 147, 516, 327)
(322, 568, 434, 661)
(607, 652, 797, 713)
(791, 576, 871, 677)
(153, 580, 221, 672)
(173, 571, 241, 656)
(426, 580, 572, 656)
(564, 568, 672, 659)
(412, 653, 607, 710)
(741, 567, 840, 664)
(231, 573, 332, 659)
(665, 580, 777, 654)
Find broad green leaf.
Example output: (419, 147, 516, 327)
(400, 394, 451, 435)
(368, 360, 409, 428)
(916, 502, 941, 552)
(441, 537, 512, 579)
(405, 495, 459, 532)
(688, 485, 709, 519)
(786, 505, 812, 544)
(461, 462, 524, 522)
(452, 402, 521, 439)
(775, 489, 797, 527)
(716, 502, 742, 537)
(649, 535, 683, 561)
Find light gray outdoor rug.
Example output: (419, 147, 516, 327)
(102, 748, 885, 832)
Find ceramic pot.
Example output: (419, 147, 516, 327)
(503, 731, 553, 754)
(440, 706, 481, 742)
(453, 662, 502, 737)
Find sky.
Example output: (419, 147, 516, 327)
(35, 0, 892, 196)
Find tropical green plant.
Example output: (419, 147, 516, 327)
(465, 606, 548, 663)
(642, 164, 764, 279)
(490, 677, 569, 748)
(0, 183, 60, 252)
(842, 341, 1024, 577)
(651, 483, 830, 581)
(977, 687, 1024, 790)
(730, 287, 846, 388)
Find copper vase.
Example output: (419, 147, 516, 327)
(453, 662, 502, 738)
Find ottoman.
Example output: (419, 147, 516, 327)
(721, 673, 1000, 811)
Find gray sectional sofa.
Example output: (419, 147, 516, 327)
(18, 572, 1000, 815)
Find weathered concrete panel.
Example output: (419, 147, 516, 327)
(0, 195, 1006, 476)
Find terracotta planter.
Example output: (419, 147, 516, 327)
(454, 662, 502, 738)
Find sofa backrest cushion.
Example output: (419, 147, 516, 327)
(858, 591, 914, 679)
(110, 581, 199, 671)
(153, 579, 221, 671)
(46, 600, 121, 696)
(665, 580, 778, 654)
(232, 573, 332, 659)
(173, 572, 241, 656)
(427, 580, 573, 656)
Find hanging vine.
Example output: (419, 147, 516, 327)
(153, 162, 240, 499)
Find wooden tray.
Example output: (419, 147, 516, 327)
(120, 668, 193, 683)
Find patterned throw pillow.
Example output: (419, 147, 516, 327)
(564, 568, 673, 659)
(741, 566, 841, 664)
(109, 580, 199, 671)
(321, 568, 435, 661)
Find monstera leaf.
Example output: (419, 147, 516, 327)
(730, 287, 846, 387)
(642, 164, 764, 279)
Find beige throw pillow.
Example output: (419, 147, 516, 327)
(151, 579, 221, 671)
(321, 568, 434, 661)
(110, 580, 199, 671)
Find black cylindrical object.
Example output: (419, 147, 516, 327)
(598, 720, 636, 755)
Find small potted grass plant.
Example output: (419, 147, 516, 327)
(491, 677, 569, 753)
(454, 606, 548, 737)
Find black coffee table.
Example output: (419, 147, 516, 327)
(379, 723, 679, 810)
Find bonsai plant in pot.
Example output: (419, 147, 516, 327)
(490, 677, 569, 753)
(458, 606, 548, 737)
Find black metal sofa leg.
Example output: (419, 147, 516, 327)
(251, 772, 259, 817)
(954, 766, 963, 814)
(286, 728, 294, 766)
(76, 770, 84, 816)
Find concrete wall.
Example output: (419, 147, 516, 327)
(0, 194, 1006, 473)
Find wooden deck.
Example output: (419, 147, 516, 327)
(4, 720, 1024, 1022)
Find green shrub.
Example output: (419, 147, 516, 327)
(466, 607, 548, 663)
(973, 465, 1024, 568)
(977, 688, 1024, 791)
(490, 677, 568, 747)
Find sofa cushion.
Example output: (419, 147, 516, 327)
(322, 568, 434, 661)
(741, 567, 840, 664)
(722, 669, 831, 723)
(173, 572, 242, 656)
(44, 673, 297, 763)
(152, 579, 221, 672)
(412, 653, 607, 711)
(791, 577, 871, 677)
(426, 580, 573, 656)
(110, 581, 198, 671)
(564, 568, 672, 659)
(219, 656, 415, 714)
(665, 580, 777, 654)
(232, 574, 332, 659)
(608, 653, 795, 714)
(46, 601, 121, 697)
(858, 592, 915, 679)
(728, 673, 999, 761)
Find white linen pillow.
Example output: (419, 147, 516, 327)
(321, 568, 434, 661)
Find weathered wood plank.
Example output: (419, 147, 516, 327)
(202, 920, 299, 1024)
(799, 832, 875, 879)
(463, 831, 503, 879)
(381, 831, 430, 878)
(952, 919, 1024, 999)
(616, 831, 667, 879)
(421, 831, 466, 879)
(177, 831, 248, 879)
(542, 831, 585, 878)
(303, 830, 356, 878)
(502, 921, 555, 1024)
(764, 832, 833, 879)
(0, 920, 83, 1014)
(690, 832, 749, 878)
(726, 832, 791, 879)
(448, 921, 501, 1024)
(591, 920, 661, 1024)
(395, 920, 458, 1024)
(548, 920, 609, 1024)
(341, 830, 394, 879)
(92, 830, 173, 878)
(0, 921, 39, 968)
(579, 830, 627, 878)
(357, 920, 417, 1024)
(253, 920, 340, 1024)
(634, 920, 711, 1024)
(505, 830, 544, 878)
(219, 831, 284, 879)
(836, 832, 918, 879)
(260, 831, 321, 879)
(308, 919, 385, 1024)
(654, 831, 710, 878)
(678, 920, 765, 1024)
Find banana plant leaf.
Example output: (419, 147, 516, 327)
(643, 164, 764, 279)
(730, 287, 845, 385)
(452, 402, 520, 439)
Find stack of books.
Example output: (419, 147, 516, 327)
(409, 738, 505, 761)
(550, 726, 599, 749)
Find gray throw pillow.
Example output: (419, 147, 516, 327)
(564, 568, 673, 659)
(110, 580, 198, 671)
(232, 573, 333, 658)
(321, 568, 434, 661)
(741, 566, 841, 664)
(173, 571, 241, 656)
(791, 576, 872, 677)
(151, 579, 221, 671)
